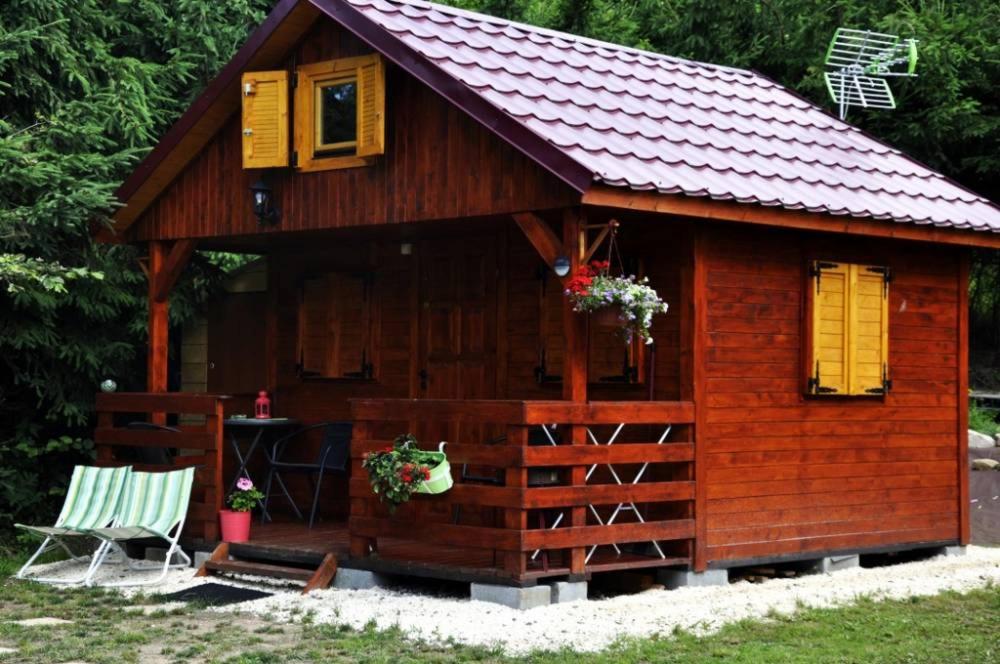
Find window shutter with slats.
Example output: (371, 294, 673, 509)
(355, 54, 386, 157)
(850, 265, 890, 394)
(242, 70, 289, 168)
(299, 276, 331, 375)
(809, 261, 849, 394)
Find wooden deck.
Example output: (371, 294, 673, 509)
(237, 520, 687, 586)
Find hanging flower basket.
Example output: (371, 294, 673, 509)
(362, 434, 453, 511)
(591, 304, 624, 328)
(566, 260, 669, 344)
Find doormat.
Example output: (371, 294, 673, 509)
(157, 583, 272, 606)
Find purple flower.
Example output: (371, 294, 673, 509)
(236, 477, 253, 491)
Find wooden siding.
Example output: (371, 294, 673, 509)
(128, 21, 574, 242)
(700, 224, 963, 563)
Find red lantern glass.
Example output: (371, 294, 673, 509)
(254, 390, 271, 419)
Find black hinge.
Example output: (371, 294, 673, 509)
(291, 151, 298, 168)
(865, 265, 893, 297)
(809, 261, 839, 291)
(808, 360, 839, 394)
(865, 363, 893, 394)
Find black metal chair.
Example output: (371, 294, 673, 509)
(121, 421, 179, 466)
(262, 422, 352, 528)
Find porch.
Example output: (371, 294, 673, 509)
(93, 392, 697, 586)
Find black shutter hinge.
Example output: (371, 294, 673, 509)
(809, 261, 839, 291)
(808, 361, 839, 394)
(865, 265, 893, 296)
(865, 363, 893, 395)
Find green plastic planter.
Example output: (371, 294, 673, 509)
(413, 443, 453, 495)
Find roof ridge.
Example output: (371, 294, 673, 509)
(370, 0, 757, 78)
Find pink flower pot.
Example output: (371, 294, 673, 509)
(219, 509, 252, 543)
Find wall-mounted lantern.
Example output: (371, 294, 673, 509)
(553, 254, 571, 277)
(250, 177, 279, 225)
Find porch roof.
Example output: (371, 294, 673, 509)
(111, 0, 1000, 240)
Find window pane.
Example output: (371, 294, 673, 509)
(317, 80, 357, 150)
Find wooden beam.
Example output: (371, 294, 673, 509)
(153, 239, 197, 303)
(582, 187, 1000, 250)
(957, 251, 970, 545)
(147, 241, 169, 394)
(691, 228, 709, 572)
(512, 212, 565, 271)
(561, 208, 588, 576)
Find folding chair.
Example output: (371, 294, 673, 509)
(84, 467, 194, 587)
(15, 465, 131, 584)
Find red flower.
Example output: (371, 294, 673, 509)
(421, 466, 431, 480)
(382, 446, 393, 453)
(590, 260, 610, 272)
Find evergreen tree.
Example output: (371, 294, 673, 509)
(0, 0, 270, 528)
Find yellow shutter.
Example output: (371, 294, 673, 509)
(849, 264, 889, 394)
(355, 54, 385, 157)
(241, 70, 289, 169)
(810, 261, 849, 394)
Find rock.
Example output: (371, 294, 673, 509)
(968, 430, 996, 449)
(10, 617, 73, 627)
(995, 433, 1000, 446)
(971, 458, 1000, 471)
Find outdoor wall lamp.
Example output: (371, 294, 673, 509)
(553, 254, 571, 277)
(250, 176, 280, 225)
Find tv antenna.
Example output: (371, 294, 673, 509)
(823, 28, 918, 120)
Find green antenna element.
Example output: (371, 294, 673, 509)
(823, 27, 919, 121)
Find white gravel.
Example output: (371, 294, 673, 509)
(24, 545, 1000, 654)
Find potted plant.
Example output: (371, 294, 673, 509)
(566, 260, 669, 344)
(362, 434, 453, 512)
(220, 477, 264, 543)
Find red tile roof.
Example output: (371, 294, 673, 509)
(344, 0, 1000, 232)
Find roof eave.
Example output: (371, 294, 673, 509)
(583, 186, 1000, 250)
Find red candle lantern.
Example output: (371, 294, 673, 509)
(254, 390, 271, 419)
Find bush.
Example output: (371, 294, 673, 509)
(969, 402, 999, 436)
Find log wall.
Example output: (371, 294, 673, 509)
(699, 224, 965, 564)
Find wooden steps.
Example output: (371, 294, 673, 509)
(196, 542, 338, 594)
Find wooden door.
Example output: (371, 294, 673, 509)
(417, 237, 498, 442)
(207, 292, 268, 399)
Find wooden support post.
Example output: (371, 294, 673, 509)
(147, 240, 169, 394)
(562, 208, 588, 575)
(503, 425, 529, 579)
(349, 420, 377, 557)
(690, 229, 709, 571)
(958, 251, 970, 545)
(204, 396, 225, 541)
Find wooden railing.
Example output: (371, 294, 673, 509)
(349, 399, 696, 584)
(93, 392, 226, 542)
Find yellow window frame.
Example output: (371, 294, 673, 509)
(294, 54, 385, 173)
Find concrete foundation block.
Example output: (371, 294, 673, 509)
(812, 554, 860, 574)
(936, 545, 967, 557)
(657, 569, 729, 590)
(470, 583, 551, 610)
(332, 568, 388, 590)
(550, 581, 587, 604)
(192, 551, 212, 569)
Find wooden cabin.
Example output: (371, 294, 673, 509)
(95, 0, 1000, 591)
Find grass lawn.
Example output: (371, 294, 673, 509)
(0, 555, 997, 663)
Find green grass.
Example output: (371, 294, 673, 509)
(0, 555, 997, 663)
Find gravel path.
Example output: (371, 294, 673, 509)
(26, 545, 1000, 654)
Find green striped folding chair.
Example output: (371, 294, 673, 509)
(15, 465, 131, 584)
(84, 467, 195, 586)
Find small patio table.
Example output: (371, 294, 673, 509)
(224, 417, 300, 520)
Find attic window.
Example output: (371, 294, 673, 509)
(294, 54, 385, 172)
(315, 79, 357, 155)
